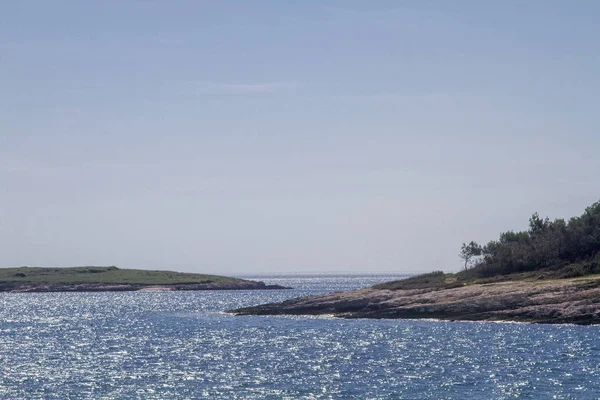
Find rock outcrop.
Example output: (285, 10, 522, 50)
(230, 276, 600, 325)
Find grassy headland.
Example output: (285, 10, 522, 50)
(0, 266, 238, 285)
(0, 266, 287, 292)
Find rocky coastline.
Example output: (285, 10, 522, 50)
(230, 275, 600, 325)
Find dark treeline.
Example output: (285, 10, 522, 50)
(459, 199, 600, 279)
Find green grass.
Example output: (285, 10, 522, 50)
(0, 266, 242, 285)
(372, 271, 464, 290)
(374, 258, 600, 291)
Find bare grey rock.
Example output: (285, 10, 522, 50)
(230, 276, 600, 325)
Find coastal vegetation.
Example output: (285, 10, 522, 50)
(375, 199, 600, 290)
(0, 266, 288, 292)
(0, 266, 239, 285)
(229, 199, 600, 324)
(459, 199, 600, 280)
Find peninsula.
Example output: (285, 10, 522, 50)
(230, 200, 600, 325)
(0, 266, 288, 292)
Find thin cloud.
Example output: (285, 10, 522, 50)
(555, 178, 600, 186)
(183, 81, 301, 95)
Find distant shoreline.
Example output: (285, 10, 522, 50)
(0, 266, 290, 293)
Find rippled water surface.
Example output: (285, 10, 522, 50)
(1, 274, 600, 399)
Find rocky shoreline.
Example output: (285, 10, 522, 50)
(230, 275, 600, 325)
(1, 280, 289, 293)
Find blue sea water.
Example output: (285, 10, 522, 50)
(1, 274, 600, 399)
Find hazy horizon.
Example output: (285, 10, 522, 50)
(2, 1, 598, 275)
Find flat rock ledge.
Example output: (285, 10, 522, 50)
(1, 281, 289, 293)
(229, 276, 600, 325)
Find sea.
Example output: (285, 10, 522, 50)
(1, 274, 599, 399)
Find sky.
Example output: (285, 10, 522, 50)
(1, 1, 599, 275)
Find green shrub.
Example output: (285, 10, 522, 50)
(459, 199, 600, 280)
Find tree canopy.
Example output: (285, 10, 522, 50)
(459, 199, 600, 279)
(459, 241, 482, 270)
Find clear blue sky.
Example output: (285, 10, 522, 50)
(1, 1, 598, 274)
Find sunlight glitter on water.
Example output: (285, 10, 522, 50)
(0, 275, 599, 399)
